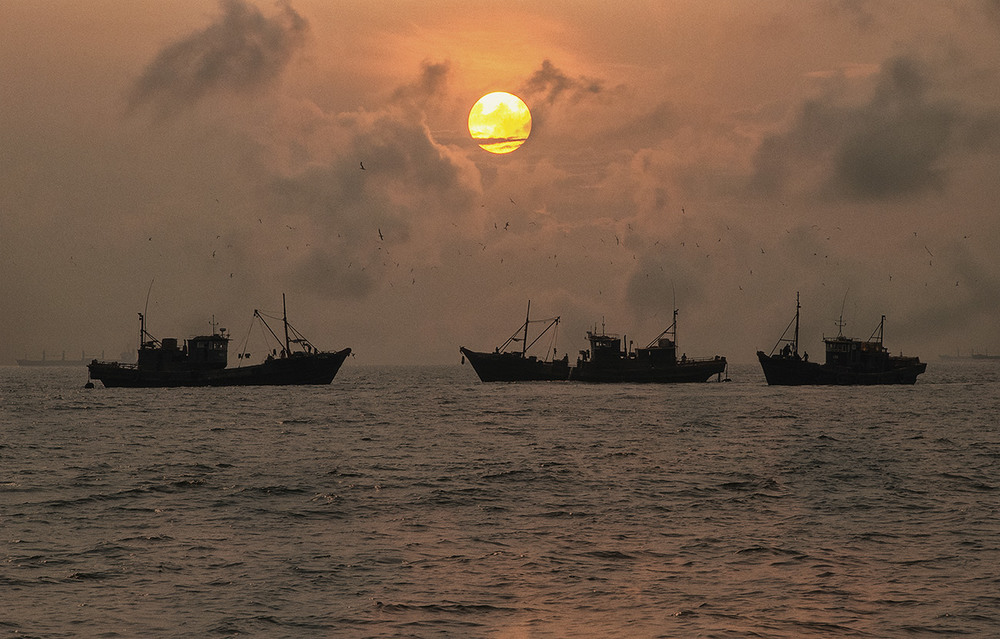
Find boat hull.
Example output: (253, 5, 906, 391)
(460, 347, 570, 382)
(757, 351, 926, 385)
(569, 357, 727, 383)
(88, 349, 351, 388)
(461, 347, 726, 383)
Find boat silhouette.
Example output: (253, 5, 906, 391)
(87, 295, 350, 387)
(757, 292, 926, 385)
(461, 303, 727, 383)
(460, 302, 570, 381)
(569, 309, 727, 383)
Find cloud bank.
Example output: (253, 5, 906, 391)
(128, 0, 308, 117)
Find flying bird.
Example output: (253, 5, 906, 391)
(360, 161, 366, 170)
(378, 228, 384, 241)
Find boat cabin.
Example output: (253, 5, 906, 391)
(136, 333, 229, 371)
(823, 335, 889, 370)
(188, 334, 229, 369)
(581, 331, 680, 367)
(636, 337, 678, 366)
(583, 331, 624, 364)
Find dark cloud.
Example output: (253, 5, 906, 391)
(391, 60, 451, 107)
(291, 246, 376, 300)
(625, 250, 707, 315)
(600, 101, 681, 152)
(833, 59, 957, 198)
(128, 0, 308, 116)
(752, 57, 964, 200)
(266, 106, 479, 301)
(961, 110, 1000, 151)
(521, 59, 604, 106)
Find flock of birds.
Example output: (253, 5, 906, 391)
(149, 157, 973, 298)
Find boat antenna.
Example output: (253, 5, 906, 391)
(836, 289, 849, 337)
(139, 278, 159, 347)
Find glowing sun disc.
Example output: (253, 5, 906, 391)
(468, 92, 531, 154)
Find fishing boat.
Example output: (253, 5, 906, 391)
(569, 309, 727, 382)
(87, 295, 350, 387)
(756, 293, 926, 385)
(461, 304, 726, 383)
(460, 302, 571, 381)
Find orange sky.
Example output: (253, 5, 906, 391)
(3, 1, 1000, 365)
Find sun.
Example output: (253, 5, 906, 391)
(468, 92, 531, 154)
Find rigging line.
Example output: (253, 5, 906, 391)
(139, 278, 160, 347)
(236, 315, 257, 366)
(253, 311, 310, 348)
(254, 309, 285, 349)
(645, 311, 678, 349)
(143, 278, 154, 324)
(525, 318, 560, 354)
(769, 313, 799, 356)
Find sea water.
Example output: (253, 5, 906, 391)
(2, 362, 999, 638)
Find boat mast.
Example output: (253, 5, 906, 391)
(768, 293, 803, 357)
(793, 292, 800, 355)
(643, 307, 680, 349)
(673, 307, 678, 349)
(283, 293, 291, 355)
(869, 315, 886, 347)
(523, 300, 530, 357)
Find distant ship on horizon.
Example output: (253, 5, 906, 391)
(938, 350, 1000, 361)
(16, 350, 99, 367)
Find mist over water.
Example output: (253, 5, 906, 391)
(2, 362, 1000, 637)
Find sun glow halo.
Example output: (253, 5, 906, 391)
(468, 92, 531, 154)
